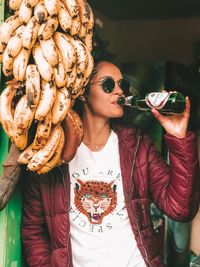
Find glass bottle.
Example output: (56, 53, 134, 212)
(117, 92, 186, 114)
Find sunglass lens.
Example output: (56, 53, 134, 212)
(119, 79, 130, 95)
(102, 78, 115, 93)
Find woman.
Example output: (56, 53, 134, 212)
(21, 61, 200, 267)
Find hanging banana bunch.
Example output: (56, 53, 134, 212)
(0, 0, 94, 174)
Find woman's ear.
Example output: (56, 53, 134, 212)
(79, 95, 86, 102)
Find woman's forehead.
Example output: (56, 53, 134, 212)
(95, 62, 121, 78)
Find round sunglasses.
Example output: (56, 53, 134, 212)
(89, 77, 131, 95)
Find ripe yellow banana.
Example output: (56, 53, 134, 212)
(26, 64, 41, 108)
(19, 0, 33, 24)
(69, 108, 83, 145)
(27, 124, 62, 171)
(34, 1, 48, 24)
(22, 16, 40, 50)
(70, 14, 81, 36)
(34, 80, 56, 121)
(0, 79, 20, 139)
(17, 143, 39, 164)
(0, 13, 22, 45)
(13, 130, 28, 150)
(32, 110, 51, 147)
(58, 1, 72, 33)
(38, 15, 59, 40)
(64, 0, 79, 18)
(71, 75, 85, 98)
(83, 31, 93, 53)
(53, 31, 75, 72)
(51, 86, 71, 124)
(26, 0, 39, 7)
(32, 43, 54, 82)
(9, 0, 23, 10)
(66, 64, 77, 88)
(86, 1, 94, 31)
(2, 47, 14, 77)
(37, 125, 64, 174)
(68, 36, 88, 75)
(76, 0, 90, 24)
(84, 47, 94, 86)
(13, 94, 35, 135)
(44, 0, 59, 16)
(54, 63, 68, 88)
(40, 38, 58, 66)
(13, 48, 31, 81)
(78, 23, 87, 39)
(6, 25, 25, 58)
(18, 111, 52, 164)
(0, 42, 6, 63)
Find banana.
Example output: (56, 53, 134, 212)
(37, 125, 64, 174)
(40, 38, 58, 66)
(76, 0, 90, 24)
(2, 47, 14, 77)
(66, 64, 77, 88)
(54, 63, 68, 88)
(38, 15, 59, 40)
(6, 25, 25, 58)
(71, 75, 85, 98)
(58, 1, 72, 33)
(12, 130, 28, 150)
(78, 23, 87, 39)
(32, 110, 51, 147)
(0, 42, 6, 63)
(19, 0, 33, 24)
(51, 86, 71, 124)
(53, 32, 75, 72)
(0, 13, 22, 45)
(0, 79, 20, 139)
(27, 124, 62, 171)
(84, 47, 94, 86)
(25, 0, 39, 7)
(83, 30, 93, 53)
(61, 109, 80, 163)
(13, 48, 31, 81)
(18, 110, 52, 164)
(65, 34, 88, 75)
(85, 1, 94, 31)
(34, 80, 56, 121)
(44, 0, 59, 16)
(32, 43, 54, 82)
(9, 0, 23, 10)
(70, 14, 81, 36)
(17, 143, 39, 164)
(22, 16, 40, 50)
(64, 0, 79, 18)
(34, 1, 48, 24)
(13, 94, 35, 135)
(26, 64, 41, 108)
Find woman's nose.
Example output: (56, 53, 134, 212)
(114, 82, 123, 95)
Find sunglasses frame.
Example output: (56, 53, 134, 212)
(89, 76, 131, 95)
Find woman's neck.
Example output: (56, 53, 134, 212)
(82, 114, 111, 150)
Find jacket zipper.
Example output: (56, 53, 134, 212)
(125, 132, 152, 267)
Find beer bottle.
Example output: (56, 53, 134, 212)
(117, 92, 186, 114)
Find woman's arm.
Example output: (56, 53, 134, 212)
(148, 131, 200, 221)
(21, 171, 51, 266)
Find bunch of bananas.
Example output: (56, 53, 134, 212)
(0, 0, 94, 174)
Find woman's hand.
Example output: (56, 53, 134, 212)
(151, 96, 190, 138)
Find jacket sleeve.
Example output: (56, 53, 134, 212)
(148, 131, 200, 221)
(21, 171, 51, 266)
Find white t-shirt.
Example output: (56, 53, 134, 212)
(69, 130, 146, 267)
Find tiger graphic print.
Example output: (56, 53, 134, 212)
(74, 179, 117, 224)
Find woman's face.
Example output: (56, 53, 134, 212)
(84, 61, 125, 119)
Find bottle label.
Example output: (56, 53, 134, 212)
(145, 92, 170, 109)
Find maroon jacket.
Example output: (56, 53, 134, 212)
(21, 126, 200, 267)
